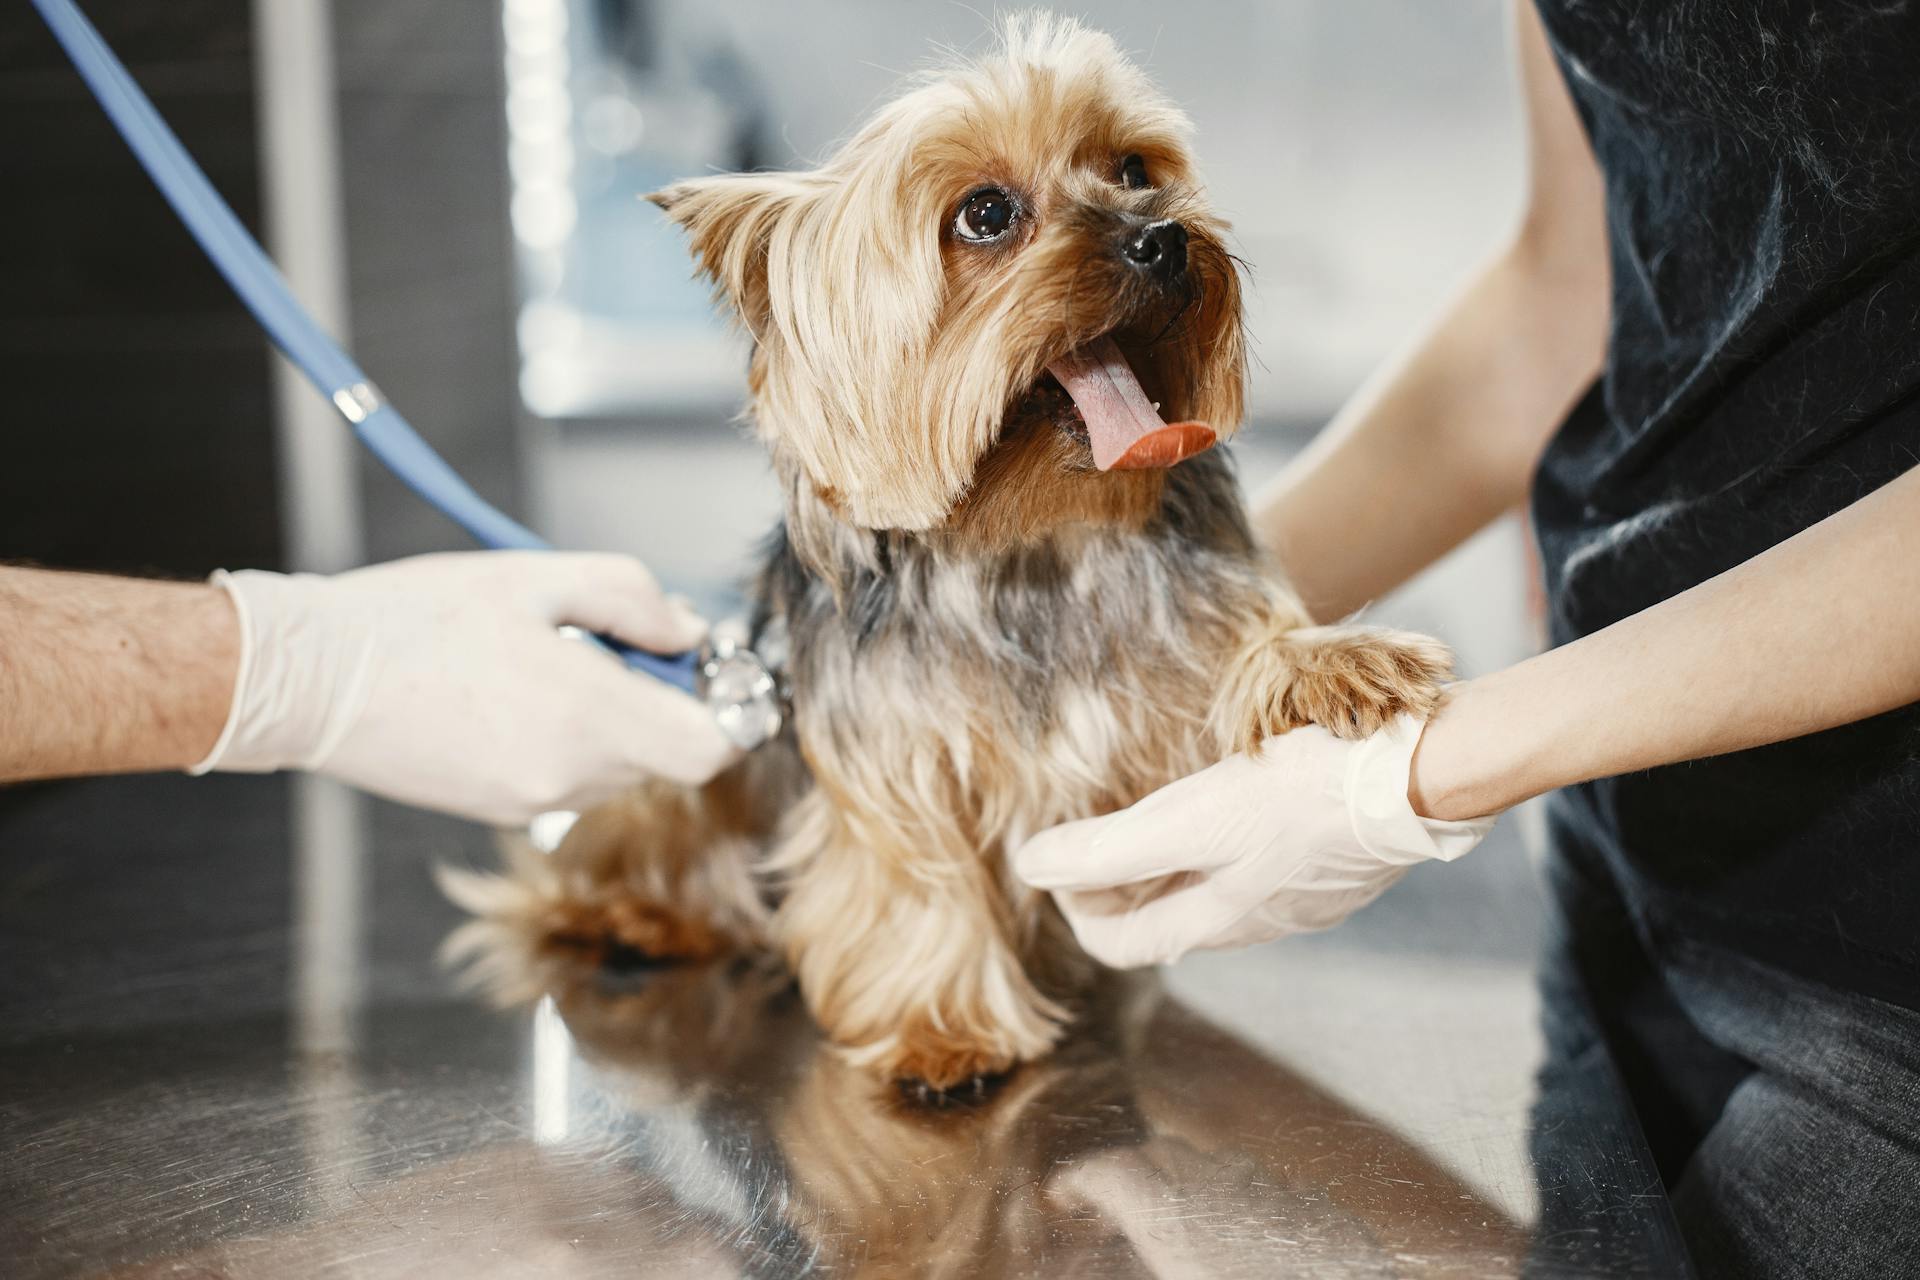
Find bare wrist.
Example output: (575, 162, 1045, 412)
(160, 579, 244, 770)
(1406, 683, 1512, 821)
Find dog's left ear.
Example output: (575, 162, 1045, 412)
(649, 174, 812, 339)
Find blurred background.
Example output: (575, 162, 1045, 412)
(0, 0, 1536, 1076)
(0, 0, 1527, 629)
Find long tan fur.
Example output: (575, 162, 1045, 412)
(445, 13, 1449, 1091)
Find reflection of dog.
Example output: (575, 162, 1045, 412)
(430, 946, 1529, 1277)
(444, 14, 1449, 1090)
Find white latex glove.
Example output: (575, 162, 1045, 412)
(1012, 715, 1496, 968)
(191, 551, 737, 826)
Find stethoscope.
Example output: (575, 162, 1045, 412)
(31, 0, 788, 752)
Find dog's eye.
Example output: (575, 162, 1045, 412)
(955, 188, 1017, 243)
(1120, 153, 1151, 189)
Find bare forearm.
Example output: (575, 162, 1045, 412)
(1410, 463, 1920, 820)
(1257, 0, 1609, 623)
(1254, 243, 1603, 621)
(0, 567, 239, 781)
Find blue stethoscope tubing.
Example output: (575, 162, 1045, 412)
(30, 0, 701, 695)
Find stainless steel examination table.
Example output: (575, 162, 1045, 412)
(1, 770, 1692, 1277)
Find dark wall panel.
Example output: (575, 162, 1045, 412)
(0, 1, 282, 578)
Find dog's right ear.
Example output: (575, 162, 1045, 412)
(649, 174, 811, 338)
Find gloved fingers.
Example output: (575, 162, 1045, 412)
(573, 645, 740, 787)
(545, 553, 709, 654)
(1199, 872, 1406, 952)
(1052, 873, 1244, 968)
(1012, 773, 1241, 892)
(1284, 870, 1408, 932)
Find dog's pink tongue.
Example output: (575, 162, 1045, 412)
(1047, 336, 1216, 471)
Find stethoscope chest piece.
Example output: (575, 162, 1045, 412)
(698, 626, 787, 752)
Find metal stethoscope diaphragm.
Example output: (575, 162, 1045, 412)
(696, 624, 788, 751)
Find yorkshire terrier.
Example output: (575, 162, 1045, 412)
(445, 14, 1449, 1092)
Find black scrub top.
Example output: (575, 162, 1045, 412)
(1530, 1, 1920, 1009)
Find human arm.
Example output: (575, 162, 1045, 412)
(1256, 0, 1609, 622)
(1410, 459, 1920, 818)
(0, 567, 240, 778)
(0, 552, 737, 825)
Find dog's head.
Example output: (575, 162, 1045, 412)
(652, 14, 1246, 544)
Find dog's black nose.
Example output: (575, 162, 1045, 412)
(1121, 218, 1188, 281)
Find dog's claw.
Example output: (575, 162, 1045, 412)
(894, 1071, 1009, 1109)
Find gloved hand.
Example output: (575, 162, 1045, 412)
(191, 551, 737, 826)
(1012, 715, 1497, 968)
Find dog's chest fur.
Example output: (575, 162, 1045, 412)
(755, 451, 1275, 862)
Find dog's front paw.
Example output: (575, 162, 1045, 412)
(1222, 624, 1452, 747)
(1277, 625, 1451, 739)
(886, 1036, 1016, 1096)
(853, 1014, 1049, 1097)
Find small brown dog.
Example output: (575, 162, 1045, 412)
(445, 13, 1448, 1092)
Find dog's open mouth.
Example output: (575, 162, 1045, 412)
(1041, 334, 1216, 471)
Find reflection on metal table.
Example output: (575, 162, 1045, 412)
(0, 770, 1690, 1277)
